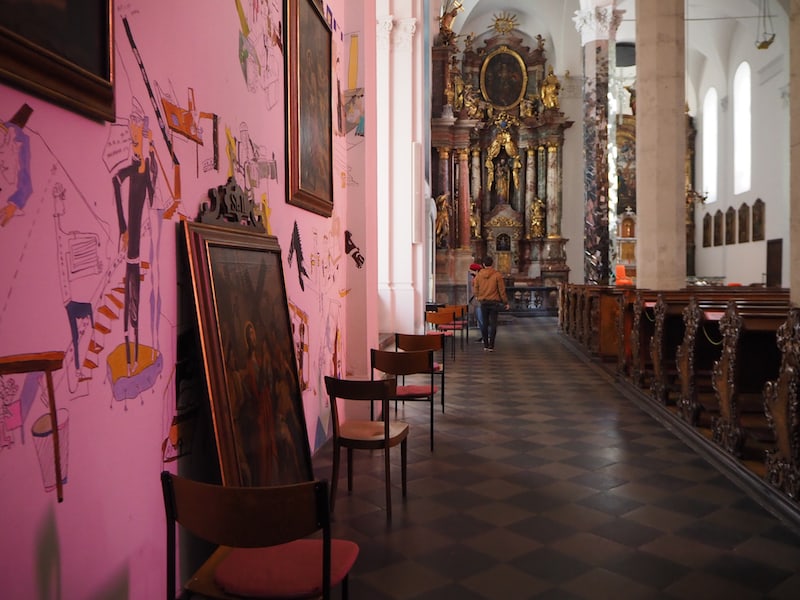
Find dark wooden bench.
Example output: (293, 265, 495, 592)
(763, 307, 800, 503)
(625, 288, 789, 392)
(711, 300, 789, 458)
(674, 293, 791, 426)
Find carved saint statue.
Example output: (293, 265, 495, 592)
(469, 200, 480, 238)
(494, 159, 510, 204)
(541, 65, 561, 110)
(485, 130, 522, 205)
(462, 84, 482, 119)
(519, 94, 537, 118)
(438, 1, 463, 46)
(435, 193, 451, 248)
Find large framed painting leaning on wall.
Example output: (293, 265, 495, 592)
(182, 213, 313, 487)
(284, 0, 334, 217)
(0, 0, 114, 121)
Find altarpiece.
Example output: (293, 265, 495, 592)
(431, 12, 572, 314)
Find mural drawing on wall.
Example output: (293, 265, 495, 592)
(235, 0, 283, 109)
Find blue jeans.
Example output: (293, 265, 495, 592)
(479, 301, 503, 348)
(474, 303, 484, 334)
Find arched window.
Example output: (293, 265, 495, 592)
(733, 62, 751, 194)
(702, 88, 718, 203)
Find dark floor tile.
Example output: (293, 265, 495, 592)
(578, 491, 644, 516)
(591, 517, 663, 547)
(510, 547, 592, 582)
(675, 520, 753, 550)
(408, 584, 488, 600)
(703, 553, 795, 591)
(507, 515, 577, 543)
(604, 550, 690, 588)
(652, 493, 719, 517)
(415, 543, 497, 580)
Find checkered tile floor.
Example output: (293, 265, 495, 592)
(312, 317, 800, 599)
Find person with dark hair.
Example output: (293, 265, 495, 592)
(472, 255, 509, 351)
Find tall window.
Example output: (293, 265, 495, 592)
(702, 87, 718, 203)
(733, 62, 751, 194)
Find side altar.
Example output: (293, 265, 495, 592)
(431, 11, 572, 313)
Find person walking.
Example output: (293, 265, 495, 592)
(473, 256, 509, 351)
(468, 262, 484, 343)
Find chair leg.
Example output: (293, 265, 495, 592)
(384, 446, 392, 521)
(347, 447, 354, 492)
(441, 376, 445, 413)
(342, 575, 349, 600)
(330, 444, 341, 512)
(401, 439, 407, 498)
(429, 397, 434, 452)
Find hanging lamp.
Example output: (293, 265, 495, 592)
(755, 0, 775, 49)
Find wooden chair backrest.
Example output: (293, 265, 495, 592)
(371, 348, 433, 377)
(324, 376, 397, 439)
(395, 332, 443, 353)
(426, 310, 456, 327)
(161, 472, 331, 600)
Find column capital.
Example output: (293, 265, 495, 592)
(394, 18, 417, 52)
(573, 6, 623, 46)
(377, 15, 394, 50)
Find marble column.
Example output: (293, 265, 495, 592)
(525, 146, 536, 238)
(438, 147, 452, 247)
(438, 147, 451, 198)
(457, 149, 471, 248)
(573, 4, 622, 284)
(635, 0, 686, 290)
(546, 144, 562, 238)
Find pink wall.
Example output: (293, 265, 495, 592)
(0, 0, 364, 597)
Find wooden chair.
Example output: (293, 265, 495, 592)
(425, 309, 457, 360)
(440, 304, 469, 350)
(395, 332, 446, 413)
(371, 348, 437, 451)
(161, 472, 359, 600)
(324, 376, 408, 521)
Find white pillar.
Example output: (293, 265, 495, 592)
(376, 2, 425, 335)
(635, 0, 686, 290)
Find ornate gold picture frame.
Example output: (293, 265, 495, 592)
(480, 46, 528, 110)
(0, 1, 114, 121)
(285, 0, 333, 217)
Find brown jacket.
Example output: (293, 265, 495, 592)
(473, 267, 508, 304)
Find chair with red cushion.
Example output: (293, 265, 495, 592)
(425, 308, 457, 360)
(439, 304, 469, 350)
(395, 332, 446, 413)
(324, 376, 408, 521)
(161, 471, 358, 600)
(371, 348, 438, 451)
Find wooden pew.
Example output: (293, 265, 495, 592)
(626, 287, 789, 392)
(649, 293, 688, 405)
(710, 300, 788, 458)
(675, 296, 722, 425)
(763, 307, 800, 502)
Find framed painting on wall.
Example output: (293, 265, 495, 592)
(0, 0, 114, 121)
(182, 217, 313, 487)
(480, 46, 528, 110)
(285, 0, 333, 217)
